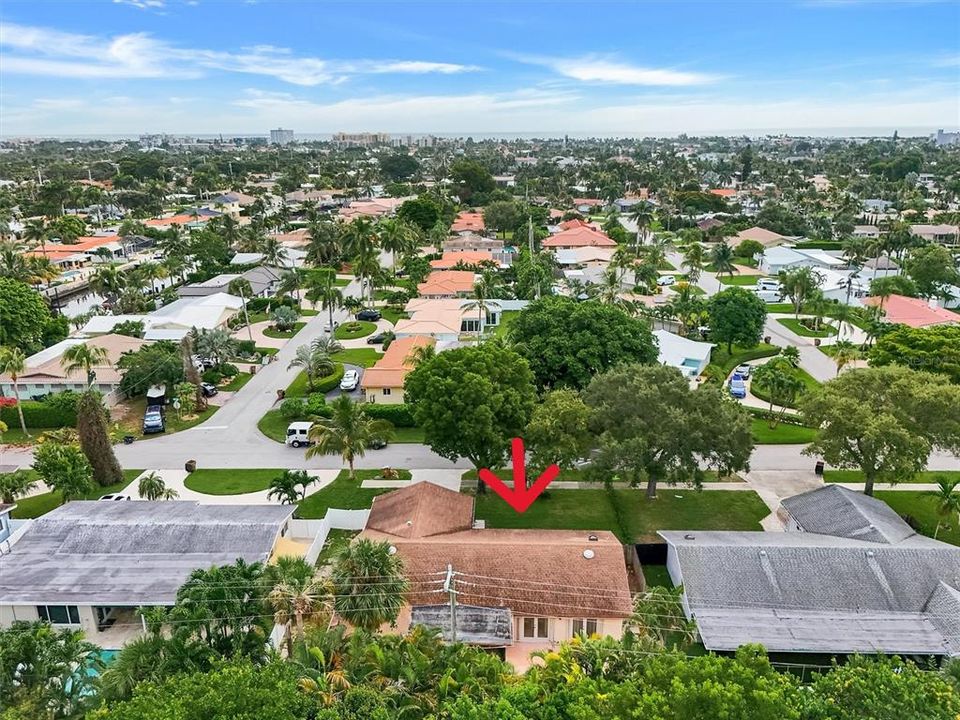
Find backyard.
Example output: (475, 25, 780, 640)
(296, 469, 411, 519)
(876, 491, 960, 546)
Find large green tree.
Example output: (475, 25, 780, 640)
(903, 244, 960, 300)
(801, 366, 960, 495)
(706, 287, 767, 353)
(330, 539, 408, 633)
(405, 343, 537, 481)
(76, 391, 124, 487)
(117, 341, 184, 397)
(508, 297, 658, 389)
(584, 364, 754, 498)
(524, 389, 592, 475)
(868, 324, 960, 384)
(32, 441, 94, 502)
(0, 278, 58, 354)
(306, 396, 393, 478)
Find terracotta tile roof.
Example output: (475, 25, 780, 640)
(361, 335, 435, 389)
(366, 481, 474, 538)
(450, 211, 485, 233)
(145, 214, 209, 227)
(362, 483, 633, 618)
(731, 226, 788, 247)
(0, 334, 147, 385)
(862, 294, 958, 328)
(559, 218, 589, 230)
(430, 251, 494, 269)
(542, 225, 617, 249)
(709, 188, 736, 197)
(572, 198, 604, 207)
(417, 270, 476, 297)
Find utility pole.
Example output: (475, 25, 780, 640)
(444, 564, 458, 643)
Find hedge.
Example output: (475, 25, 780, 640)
(793, 240, 843, 251)
(363, 403, 416, 427)
(314, 364, 347, 394)
(1, 400, 77, 428)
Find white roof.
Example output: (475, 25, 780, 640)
(81, 314, 149, 334)
(763, 246, 842, 267)
(230, 252, 264, 265)
(653, 329, 713, 367)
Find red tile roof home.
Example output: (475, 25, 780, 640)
(145, 214, 209, 228)
(361, 335, 435, 391)
(542, 225, 618, 249)
(572, 198, 604, 208)
(709, 188, 736, 197)
(450, 211, 485, 233)
(417, 270, 477, 297)
(862, 294, 958, 328)
(559, 218, 589, 230)
(360, 482, 634, 619)
(429, 251, 494, 269)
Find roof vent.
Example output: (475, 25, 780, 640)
(759, 550, 767, 557)
(472, 519, 486, 530)
(406, 520, 413, 526)
(388, 545, 397, 555)
(582, 549, 595, 559)
(866, 550, 875, 558)
(587, 534, 598, 542)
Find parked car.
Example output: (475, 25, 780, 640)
(734, 364, 752, 378)
(657, 275, 676, 286)
(356, 309, 381, 322)
(200, 382, 218, 397)
(142, 405, 165, 434)
(756, 278, 782, 292)
(324, 321, 339, 333)
(285, 421, 313, 448)
(340, 369, 360, 392)
(99, 493, 131, 501)
(367, 437, 388, 450)
(367, 333, 387, 345)
(728, 374, 747, 399)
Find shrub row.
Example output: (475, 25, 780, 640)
(363, 403, 416, 427)
(314, 364, 346, 394)
(0, 398, 78, 428)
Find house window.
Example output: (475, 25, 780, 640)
(571, 618, 598, 637)
(382, 388, 391, 396)
(522, 617, 549, 639)
(37, 605, 80, 625)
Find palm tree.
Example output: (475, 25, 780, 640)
(307, 270, 344, 330)
(61, 342, 109, 387)
(0, 346, 29, 437)
(870, 275, 900, 313)
(228, 277, 255, 343)
(628, 203, 654, 249)
(709, 241, 737, 287)
(932, 477, 960, 540)
(137, 471, 179, 500)
(0, 468, 37, 503)
(22, 218, 47, 255)
(89, 264, 126, 303)
(682, 242, 705, 284)
(752, 357, 805, 428)
(260, 236, 290, 268)
(377, 218, 418, 274)
(344, 217, 380, 305)
(267, 557, 331, 656)
(288, 344, 335, 392)
(267, 469, 313, 504)
(831, 339, 861, 376)
(330, 538, 408, 632)
(463, 271, 499, 340)
(305, 395, 393, 478)
(806, 290, 832, 332)
(277, 267, 304, 303)
(194, 328, 238, 366)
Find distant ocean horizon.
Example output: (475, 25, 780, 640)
(0, 126, 948, 142)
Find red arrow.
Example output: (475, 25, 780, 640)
(478, 438, 559, 513)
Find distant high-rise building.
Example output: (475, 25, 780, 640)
(333, 131, 390, 148)
(270, 128, 295, 146)
(934, 129, 959, 147)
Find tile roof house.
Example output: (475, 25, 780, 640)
(910, 224, 959, 245)
(0, 334, 147, 400)
(542, 225, 618, 250)
(0, 501, 295, 649)
(361, 335, 435, 404)
(450, 211, 485, 234)
(359, 483, 634, 665)
(862, 294, 958, 328)
(429, 251, 495, 269)
(417, 270, 477, 298)
(661, 486, 960, 656)
(730, 226, 792, 249)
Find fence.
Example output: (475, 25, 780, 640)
(291, 509, 370, 567)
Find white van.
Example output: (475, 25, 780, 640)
(285, 421, 313, 448)
(754, 289, 784, 303)
(756, 278, 781, 292)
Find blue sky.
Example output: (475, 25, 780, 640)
(1, 0, 958, 136)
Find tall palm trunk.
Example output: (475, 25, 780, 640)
(12, 379, 27, 437)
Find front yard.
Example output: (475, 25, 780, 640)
(296, 469, 411, 519)
(776, 317, 837, 338)
(749, 366, 820, 408)
(876, 491, 960, 546)
(334, 320, 377, 340)
(183, 468, 285, 495)
(10, 468, 144, 519)
(750, 418, 817, 444)
(823, 470, 960, 485)
(263, 321, 307, 339)
(112, 397, 219, 441)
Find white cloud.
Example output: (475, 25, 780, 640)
(0, 22, 480, 85)
(113, 0, 166, 9)
(511, 53, 718, 86)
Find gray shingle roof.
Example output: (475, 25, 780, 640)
(0, 501, 293, 606)
(781, 485, 915, 544)
(659, 530, 960, 655)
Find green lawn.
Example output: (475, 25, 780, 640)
(876, 491, 960, 546)
(301, 308, 319, 316)
(11, 468, 144, 519)
(670, 283, 705, 295)
(297, 469, 411, 519)
(473, 487, 769, 543)
(718, 274, 764, 286)
(751, 418, 817, 444)
(113, 399, 219, 441)
(706, 343, 779, 382)
(221, 372, 253, 392)
(286, 364, 344, 397)
(766, 303, 797, 314)
(491, 310, 520, 339)
(642, 564, 674, 588)
(776, 317, 837, 338)
(750, 366, 820, 409)
(315, 529, 359, 567)
(382, 307, 410, 325)
(258, 409, 292, 443)
(263, 322, 306, 339)
(332, 348, 383, 368)
(334, 320, 377, 340)
(0, 428, 36, 445)
(823, 470, 960, 485)
(184, 468, 285, 495)
(464, 468, 739, 485)
(392, 426, 426, 443)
